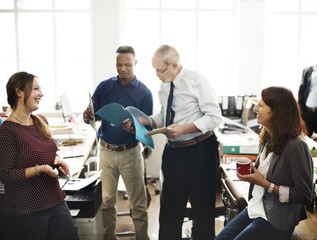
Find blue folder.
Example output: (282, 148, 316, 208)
(95, 103, 154, 148)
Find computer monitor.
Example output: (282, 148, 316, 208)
(60, 93, 73, 123)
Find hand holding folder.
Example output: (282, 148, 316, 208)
(95, 103, 154, 148)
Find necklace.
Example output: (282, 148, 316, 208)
(11, 114, 31, 125)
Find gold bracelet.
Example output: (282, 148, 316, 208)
(35, 165, 40, 176)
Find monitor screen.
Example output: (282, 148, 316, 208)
(60, 93, 73, 122)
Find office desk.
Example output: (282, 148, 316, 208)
(216, 116, 259, 157)
(51, 121, 97, 178)
(52, 122, 103, 239)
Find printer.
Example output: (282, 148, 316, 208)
(1, 179, 103, 240)
(64, 179, 102, 218)
(0, 179, 102, 219)
(64, 179, 104, 240)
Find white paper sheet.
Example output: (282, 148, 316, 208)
(62, 170, 102, 191)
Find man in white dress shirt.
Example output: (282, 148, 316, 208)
(298, 65, 317, 137)
(146, 45, 222, 240)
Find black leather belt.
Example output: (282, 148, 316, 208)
(168, 131, 213, 148)
(307, 107, 317, 113)
(100, 139, 138, 152)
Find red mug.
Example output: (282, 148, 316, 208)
(236, 158, 251, 175)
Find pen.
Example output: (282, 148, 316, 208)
(63, 155, 84, 159)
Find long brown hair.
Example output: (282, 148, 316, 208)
(259, 86, 307, 154)
(6, 72, 52, 140)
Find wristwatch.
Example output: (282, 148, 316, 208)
(267, 182, 274, 193)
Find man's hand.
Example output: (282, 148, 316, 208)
(165, 123, 199, 140)
(165, 123, 184, 140)
(83, 107, 94, 121)
(121, 118, 135, 134)
(137, 117, 152, 128)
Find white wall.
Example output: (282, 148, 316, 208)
(90, 0, 121, 89)
(238, 0, 265, 96)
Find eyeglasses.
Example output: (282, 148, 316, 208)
(156, 63, 173, 75)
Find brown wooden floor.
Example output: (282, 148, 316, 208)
(291, 209, 317, 240)
(115, 180, 225, 240)
(115, 180, 317, 240)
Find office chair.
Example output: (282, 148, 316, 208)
(221, 178, 248, 225)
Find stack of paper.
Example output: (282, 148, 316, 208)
(50, 123, 74, 134)
(52, 133, 85, 143)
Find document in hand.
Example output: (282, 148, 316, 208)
(95, 103, 154, 148)
(147, 127, 171, 136)
(88, 93, 97, 132)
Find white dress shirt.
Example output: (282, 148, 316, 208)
(248, 146, 290, 220)
(305, 66, 317, 108)
(152, 67, 222, 142)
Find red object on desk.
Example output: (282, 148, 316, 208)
(223, 154, 257, 164)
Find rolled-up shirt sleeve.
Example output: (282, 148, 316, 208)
(279, 185, 290, 203)
(192, 80, 222, 133)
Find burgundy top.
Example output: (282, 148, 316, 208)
(0, 116, 65, 215)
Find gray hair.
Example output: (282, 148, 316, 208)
(154, 45, 180, 65)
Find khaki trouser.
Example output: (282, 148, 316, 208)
(99, 143, 149, 240)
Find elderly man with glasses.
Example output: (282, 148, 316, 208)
(140, 45, 222, 240)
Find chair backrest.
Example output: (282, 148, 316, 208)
(221, 178, 248, 212)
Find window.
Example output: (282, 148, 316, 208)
(122, 0, 238, 108)
(264, 0, 317, 94)
(122, 0, 317, 104)
(0, 0, 90, 111)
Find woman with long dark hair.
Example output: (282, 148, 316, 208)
(216, 86, 313, 240)
(0, 72, 78, 240)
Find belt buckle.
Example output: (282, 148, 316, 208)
(107, 143, 117, 150)
(117, 144, 125, 151)
(111, 144, 125, 151)
(112, 144, 121, 151)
